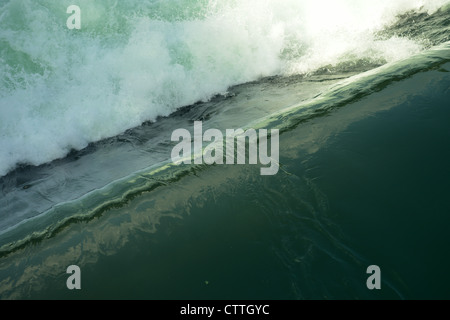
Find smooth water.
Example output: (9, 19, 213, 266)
(1, 57, 449, 299)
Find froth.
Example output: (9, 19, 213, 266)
(0, 0, 448, 176)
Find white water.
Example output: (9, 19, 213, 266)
(0, 0, 448, 176)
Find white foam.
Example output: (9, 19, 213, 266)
(0, 0, 448, 176)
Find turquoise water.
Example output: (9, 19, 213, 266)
(0, 1, 450, 299)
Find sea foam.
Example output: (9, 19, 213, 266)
(0, 0, 448, 176)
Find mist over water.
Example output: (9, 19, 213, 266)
(0, 0, 449, 176)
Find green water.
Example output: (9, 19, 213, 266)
(1, 58, 448, 300)
(1, 0, 450, 301)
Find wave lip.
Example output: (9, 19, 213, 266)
(1, 41, 449, 257)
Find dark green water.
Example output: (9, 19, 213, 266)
(1, 57, 448, 300)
